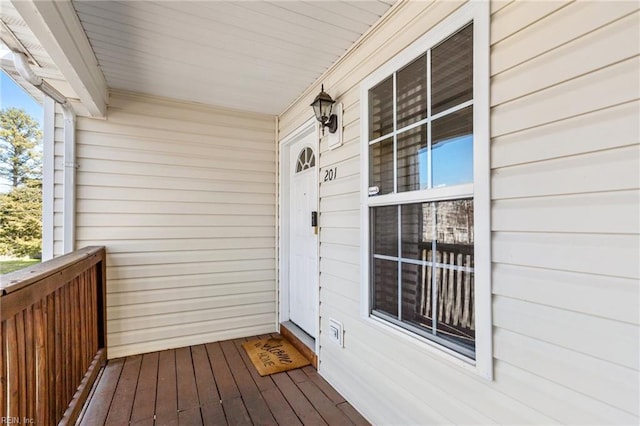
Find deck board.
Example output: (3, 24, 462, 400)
(79, 357, 123, 425)
(130, 352, 159, 423)
(337, 402, 371, 426)
(234, 337, 301, 426)
(206, 342, 251, 424)
(104, 355, 141, 425)
(192, 344, 227, 425)
(270, 372, 327, 426)
(176, 347, 200, 412)
(232, 337, 276, 392)
(286, 369, 309, 384)
(79, 336, 369, 425)
(221, 340, 277, 425)
(178, 407, 204, 426)
(155, 349, 179, 425)
(301, 366, 346, 405)
(297, 381, 352, 425)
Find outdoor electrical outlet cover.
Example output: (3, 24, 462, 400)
(329, 318, 344, 347)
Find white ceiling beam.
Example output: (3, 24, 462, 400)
(10, 0, 107, 118)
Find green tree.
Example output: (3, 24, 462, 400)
(0, 179, 42, 257)
(1, 107, 42, 188)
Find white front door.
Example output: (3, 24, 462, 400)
(288, 136, 318, 337)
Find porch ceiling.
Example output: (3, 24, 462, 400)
(71, 0, 395, 115)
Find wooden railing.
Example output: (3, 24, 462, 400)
(0, 246, 106, 425)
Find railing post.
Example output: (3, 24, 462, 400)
(0, 321, 5, 419)
(97, 248, 107, 349)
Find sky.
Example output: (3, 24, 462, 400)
(1, 69, 43, 192)
(1, 70, 43, 123)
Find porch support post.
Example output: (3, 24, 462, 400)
(42, 97, 55, 260)
(62, 107, 76, 254)
(13, 52, 77, 255)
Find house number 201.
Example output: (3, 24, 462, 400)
(323, 167, 337, 182)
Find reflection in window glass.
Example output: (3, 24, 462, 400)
(431, 23, 473, 115)
(371, 206, 398, 257)
(369, 138, 394, 195)
(372, 258, 398, 317)
(369, 77, 394, 140)
(432, 106, 473, 188)
(401, 262, 430, 329)
(371, 200, 475, 353)
(400, 203, 432, 261)
(428, 199, 475, 349)
(435, 198, 474, 260)
(397, 54, 427, 130)
(397, 125, 428, 193)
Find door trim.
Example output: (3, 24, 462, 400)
(278, 118, 319, 348)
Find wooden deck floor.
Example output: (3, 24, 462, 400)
(78, 335, 369, 425)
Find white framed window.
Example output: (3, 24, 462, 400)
(360, 1, 491, 378)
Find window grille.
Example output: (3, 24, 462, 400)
(295, 147, 316, 173)
(366, 23, 477, 358)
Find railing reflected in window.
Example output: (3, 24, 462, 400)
(371, 201, 474, 355)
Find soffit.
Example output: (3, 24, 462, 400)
(0, 0, 75, 104)
(71, 0, 395, 115)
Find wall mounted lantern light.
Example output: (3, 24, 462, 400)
(310, 84, 338, 135)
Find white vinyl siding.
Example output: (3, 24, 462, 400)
(76, 91, 277, 358)
(53, 104, 65, 257)
(278, 0, 639, 424)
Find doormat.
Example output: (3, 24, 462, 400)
(242, 337, 310, 376)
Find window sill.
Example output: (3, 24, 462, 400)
(363, 313, 490, 377)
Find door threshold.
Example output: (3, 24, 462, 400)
(280, 321, 317, 368)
